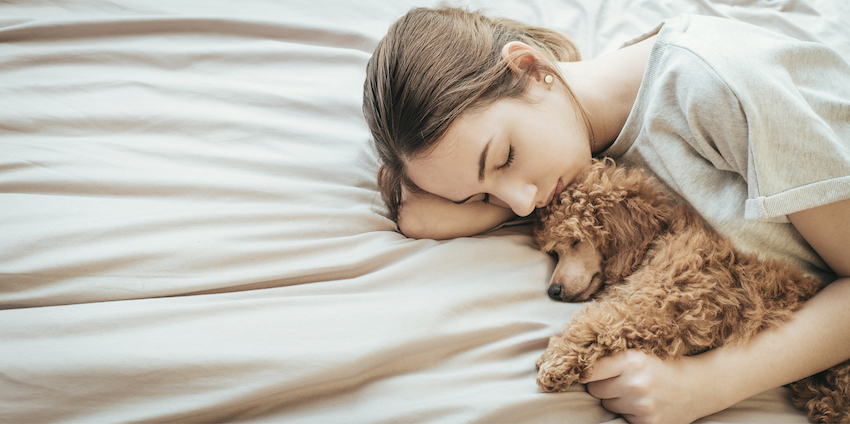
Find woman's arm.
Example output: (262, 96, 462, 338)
(581, 198, 850, 424)
(396, 189, 516, 240)
(789, 198, 850, 276)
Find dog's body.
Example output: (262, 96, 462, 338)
(533, 158, 849, 423)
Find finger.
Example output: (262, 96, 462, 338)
(581, 351, 629, 383)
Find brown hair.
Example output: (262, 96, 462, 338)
(363, 7, 584, 221)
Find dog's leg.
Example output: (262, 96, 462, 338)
(536, 301, 636, 392)
(536, 281, 710, 393)
(788, 360, 850, 423)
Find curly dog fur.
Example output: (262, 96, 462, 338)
(533, 158, 850, 423)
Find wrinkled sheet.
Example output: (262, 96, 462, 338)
(1, 0, 847, 422)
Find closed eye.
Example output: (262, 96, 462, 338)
(453, 193, 490, 205)
(497, 146, 514, 170)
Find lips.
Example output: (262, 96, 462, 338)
(541, 179, 565, 208)
(553, 179, 565, 203)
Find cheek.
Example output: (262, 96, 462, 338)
(527, 147, 566, 175)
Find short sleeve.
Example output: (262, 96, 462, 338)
(607, 15, 843, 284)
(708, 20, 850, 222)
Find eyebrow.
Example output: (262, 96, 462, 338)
(452, 137, 492, 205)
(478, 138, 491, 182)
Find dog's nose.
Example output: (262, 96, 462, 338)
(548, 284, 563, 301)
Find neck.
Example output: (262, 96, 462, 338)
(558, 36, 655, 154)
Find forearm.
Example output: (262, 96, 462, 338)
(396, 190, 516, 240)
(695, 277, 850, 410)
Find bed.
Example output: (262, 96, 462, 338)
(2, 0, 847, 422)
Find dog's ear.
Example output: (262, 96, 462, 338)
(597, 166, 677, 282)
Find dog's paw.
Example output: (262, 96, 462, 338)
(536, 337, 582, 392)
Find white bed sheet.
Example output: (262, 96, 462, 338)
(1, 0, 847, 422)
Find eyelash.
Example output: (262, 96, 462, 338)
(497, 146, 515, 170)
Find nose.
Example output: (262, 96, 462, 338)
(500, 181, 537, 217)
(547, 284, 563, 301)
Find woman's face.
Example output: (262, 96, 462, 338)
(405, 81, 592, 217)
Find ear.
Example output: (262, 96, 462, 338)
(599, 189, 675, 282)
(501, 41, 547, 82)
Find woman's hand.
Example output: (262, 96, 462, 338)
(581, 350, 728, 424)
(583, 282, 850, 424)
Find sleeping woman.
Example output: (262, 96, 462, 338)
(362, 7, 850, 423)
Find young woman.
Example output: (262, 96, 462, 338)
(363, 7, 850, 424)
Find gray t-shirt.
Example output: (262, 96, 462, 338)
(603, 14, 850, 285)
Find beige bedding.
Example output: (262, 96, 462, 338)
(2, 0, 847, 422)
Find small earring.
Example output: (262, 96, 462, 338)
(544, 74, 554, 84)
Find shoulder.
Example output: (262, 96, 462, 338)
(659, 14, 802, 53)
(653, 15, 850, 223)
(655, 14, 847, 90)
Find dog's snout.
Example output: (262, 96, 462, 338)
(548, 284, 563, 301)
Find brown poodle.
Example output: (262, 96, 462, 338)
(533, 158, 849, 423)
